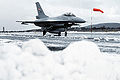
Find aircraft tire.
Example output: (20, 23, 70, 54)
(65, 31, 67, 36)
(58, 32, 61, 36)
(43, 31, 47, 36)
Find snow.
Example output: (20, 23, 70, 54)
(0, 39, 120, 80)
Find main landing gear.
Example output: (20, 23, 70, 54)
(43, 30, 47, 36)
(58, 32, 61, 36)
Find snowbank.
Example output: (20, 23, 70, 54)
(0, 39, 120, 80)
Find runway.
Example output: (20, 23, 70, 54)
(0, 31, 120, 54)
(1, 31, 120, 80)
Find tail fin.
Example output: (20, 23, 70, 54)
(36, 2, 48, 19)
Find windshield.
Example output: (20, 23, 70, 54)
(63, 13, 76, 17)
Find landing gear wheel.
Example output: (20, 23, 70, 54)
(65, 31, 67, 36)
(43, 31, 47, 36)
(65, 28, 67, 36)
(58, 32, 61, 36)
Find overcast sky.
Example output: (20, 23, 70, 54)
(0, 0, 120, 31)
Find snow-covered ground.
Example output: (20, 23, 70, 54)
(0, 32, 120, 53)
(0, 32, 120, 80)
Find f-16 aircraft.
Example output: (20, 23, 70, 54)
(17, 2, 86, 36)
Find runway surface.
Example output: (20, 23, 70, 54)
(1, 31, 120, 80)
(0, 31, 120, 54)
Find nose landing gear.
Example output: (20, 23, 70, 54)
(65, 28, 67, 36)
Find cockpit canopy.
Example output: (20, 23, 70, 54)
(63, 13, 76, 17)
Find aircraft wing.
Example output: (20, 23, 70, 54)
(16, 20, 70, 24)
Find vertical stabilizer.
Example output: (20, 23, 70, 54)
(36, 2, 48, 19)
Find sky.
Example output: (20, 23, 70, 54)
(0, 0, 120, 31)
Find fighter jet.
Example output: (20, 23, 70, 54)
(17, 2, 86, 36)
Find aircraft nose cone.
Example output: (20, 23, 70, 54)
(82, 20, 86, 23)
(77, 17, 86, 23)
(81, 19, 86, 23)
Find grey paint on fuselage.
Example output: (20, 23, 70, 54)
(34, 14, 86, 33)
(17, 2, 86, 36)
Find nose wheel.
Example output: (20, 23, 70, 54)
(65, 28, 67, 36)
(65, 31, 67, 36)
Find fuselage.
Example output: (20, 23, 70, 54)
(34, 14, 86, 33)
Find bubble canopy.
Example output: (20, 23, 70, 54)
(62, 13, 76, 17)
